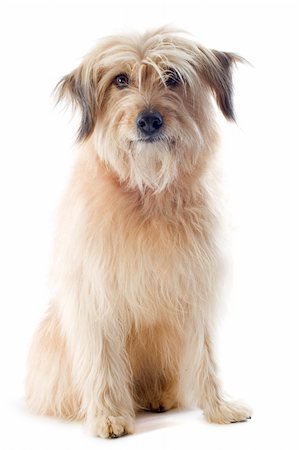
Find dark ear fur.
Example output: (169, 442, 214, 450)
(55, 67, 96, 141)
(202, 50, 244, 121)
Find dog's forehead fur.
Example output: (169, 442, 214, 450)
(84, 28, 200, 87)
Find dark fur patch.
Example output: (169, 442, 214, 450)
(201, 50, 244, 121)
(211, 51, 236, 120)
(55, 68, 96, 141)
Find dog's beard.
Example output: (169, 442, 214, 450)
(124, 120, 204, 193)
(127, 139, 179, 193)
(94, 123, 203, 194)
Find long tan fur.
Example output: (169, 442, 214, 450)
(26, 27, 250, 438)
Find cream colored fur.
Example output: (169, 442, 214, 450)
(26, 27, 250, 438)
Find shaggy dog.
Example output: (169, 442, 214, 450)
(26, 27, 250, 438)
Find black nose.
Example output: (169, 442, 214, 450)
(136, 110, 163, 136)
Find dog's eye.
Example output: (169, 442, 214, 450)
(165, 70, 181, 87)
(114, 74, 129, 89)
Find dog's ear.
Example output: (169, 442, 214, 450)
(55, 66, 97, 141)
(200, 50, 244, 121)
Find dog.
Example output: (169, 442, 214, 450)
(26, 27, 250, 438)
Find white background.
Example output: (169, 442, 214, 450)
(0, 0, 298, 449)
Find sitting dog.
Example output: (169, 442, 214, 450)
(26, 27, 250, 438)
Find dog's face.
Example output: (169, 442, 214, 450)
(57, 28, 241, 192)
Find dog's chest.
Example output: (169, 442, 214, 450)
(99, 206, 216, 315)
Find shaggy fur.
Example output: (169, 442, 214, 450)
(26, 27, 250, 438)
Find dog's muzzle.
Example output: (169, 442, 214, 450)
(136, 110, 163, 140)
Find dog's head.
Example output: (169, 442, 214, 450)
(57, 28, 243, 193)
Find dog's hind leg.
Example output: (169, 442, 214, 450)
(25, 305, 80, 420)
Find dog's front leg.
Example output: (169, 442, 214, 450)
(198, 326, 251, 424)
(69, 312, 135, 438)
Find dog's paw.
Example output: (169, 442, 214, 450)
(88, 415, 134, 438)
(205, 401, 252, 424)
(144, 397, 178, 413)
(145, 402, 168, 413)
